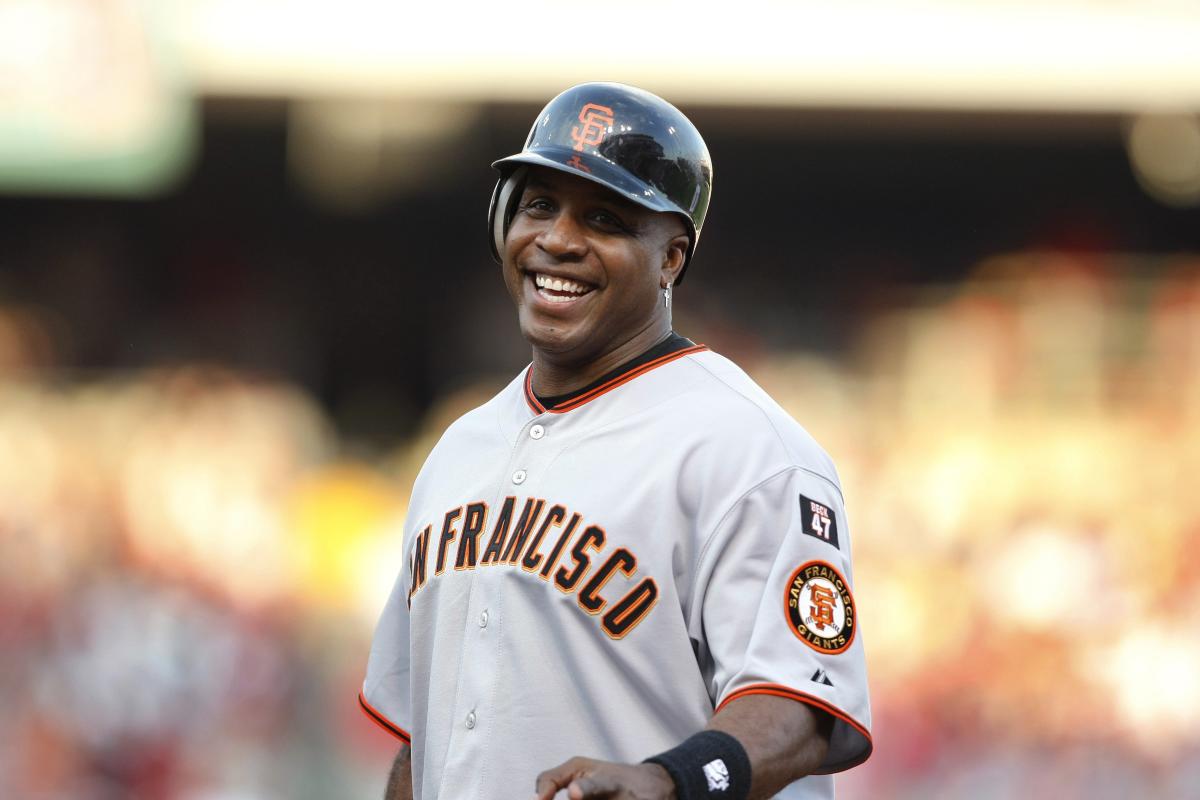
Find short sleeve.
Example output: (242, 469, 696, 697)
(690, 467, 872, 773)
(360, 564, 413, 744)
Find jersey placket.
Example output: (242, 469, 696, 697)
(434, 413, 561, 797)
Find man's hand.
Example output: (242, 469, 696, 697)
(533, 757, 676, 800)
(533, 695, 831, 800)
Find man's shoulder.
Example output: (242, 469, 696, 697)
(419, 370, 527, 460)
(673, 349, 840, 487)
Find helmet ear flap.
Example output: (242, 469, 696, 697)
(489, 166, 528, 263)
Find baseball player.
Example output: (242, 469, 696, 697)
(361, 82, 871, 800)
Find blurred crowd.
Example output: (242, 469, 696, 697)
(2, 251, 1199, 798)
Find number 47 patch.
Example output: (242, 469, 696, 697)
(799, 494, 839, 550)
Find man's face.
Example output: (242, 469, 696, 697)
(501, 167, 687, 366)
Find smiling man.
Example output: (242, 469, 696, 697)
(360, 83, 872, 800)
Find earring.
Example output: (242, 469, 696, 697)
(663, 284, 672, 309)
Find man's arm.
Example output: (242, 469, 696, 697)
(533, 694, 832, 800)
(706, 694, 832, 798)
(384, 744, 413, 800)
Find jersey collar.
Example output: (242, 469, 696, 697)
(524, 333, 708, 414)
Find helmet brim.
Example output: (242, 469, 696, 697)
(490, 148, 698, 282)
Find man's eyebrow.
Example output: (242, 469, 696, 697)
(522, 175, 641, 215)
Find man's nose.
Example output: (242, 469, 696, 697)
(536, 211, 588, 259)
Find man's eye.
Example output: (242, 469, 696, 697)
(521, 198, 553, 214)
(591, 211, 628, 230)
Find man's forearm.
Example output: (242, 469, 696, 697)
(533, 694, 833, 800)
(384, 744, 413, 800)
(706, 694, 833, 800)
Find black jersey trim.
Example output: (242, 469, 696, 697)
(524, 333, 706, 414)
(358, 691, 412, 744)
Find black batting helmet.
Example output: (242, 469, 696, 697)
(488, 82, 713, 284)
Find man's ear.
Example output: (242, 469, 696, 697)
(660, 233, 690, 287)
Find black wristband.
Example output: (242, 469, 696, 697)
(643, 730, 752, 800)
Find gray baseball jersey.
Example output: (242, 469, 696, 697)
(361, 344, 872, 799)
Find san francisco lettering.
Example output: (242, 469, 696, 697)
(406, 496, 658, 640)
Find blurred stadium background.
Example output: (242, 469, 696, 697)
(3, 1, 1200, 798)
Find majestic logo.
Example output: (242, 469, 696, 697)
(785, 561, 856, 654)
(702, 759, 730, 792)
(570, 103, 614, 152)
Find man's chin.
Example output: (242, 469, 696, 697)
(519, 318, 594, 360)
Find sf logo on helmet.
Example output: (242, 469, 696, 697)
(570, 103, 615, 152)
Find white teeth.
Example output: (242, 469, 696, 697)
(532, 273, 590, 296)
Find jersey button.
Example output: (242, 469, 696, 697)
(478, 609, 489, 628)
(530, 424, 545, 440)
(512, 469, 527, 484)
(465, 711, 476, 730)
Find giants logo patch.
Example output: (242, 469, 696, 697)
(799, 494, 839, 549)
(570, 103, 614, 152)
(785, 561, 855, 654)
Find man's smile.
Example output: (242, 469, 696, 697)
(527, 271, 597, 306)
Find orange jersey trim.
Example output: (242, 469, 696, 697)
(358, 691, 412, 745)
(716, 683, 873, 773)
(524, 345, 709, 414)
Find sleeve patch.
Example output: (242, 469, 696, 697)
(785, 561, 856, 654)
(799, 494, 840, 549)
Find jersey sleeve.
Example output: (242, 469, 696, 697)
(360, 562, 413, 745)
(690, 467, 872, 773)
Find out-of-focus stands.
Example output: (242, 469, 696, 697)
(1, 252, 1198, 798)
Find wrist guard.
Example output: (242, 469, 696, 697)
(644, 730, 751, 800)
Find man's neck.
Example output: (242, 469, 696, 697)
(529, 320, 672, 398)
